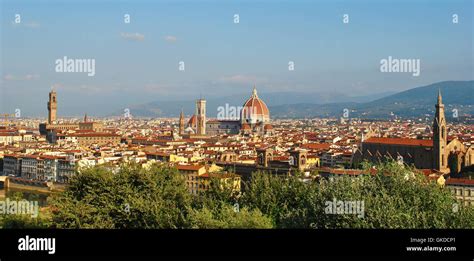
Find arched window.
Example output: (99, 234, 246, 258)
(441, 126, 445, 139)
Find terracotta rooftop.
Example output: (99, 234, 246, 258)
(364, 137, 433, 147)
(301, 143, 331, 150)
(445, 178, 474, 186)
(176, 164, 205, 171)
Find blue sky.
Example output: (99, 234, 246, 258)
(1, 0, 473, 116)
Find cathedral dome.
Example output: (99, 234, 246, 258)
(241, 87, 270, 124)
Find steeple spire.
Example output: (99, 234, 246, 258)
(179, 108, 185, 135)
(433, 89, 447, 173)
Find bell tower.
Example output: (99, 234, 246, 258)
(179, 109, 185, 135)
(433, 89, 448, 173)
(47, 89, 57, 124)
(196, 99, 206, 135)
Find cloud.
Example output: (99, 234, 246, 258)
(164, 35, 177, 43)
(217, 74, 267, 85)
(3, 74, 40, 81)
(120, 32, 145, 41)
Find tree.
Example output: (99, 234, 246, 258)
(240, 171, 317, 228)
(188, 204, 273, 229)
(5, 160, 473, 229)
(0, 192, 51, 229)
(241, 161, 474, 229)
(50, 163, 192, 228)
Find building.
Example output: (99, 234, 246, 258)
(182, 98, 208, 136)
(445, 178, 474, 206)
(40, 90, 105, 138)
(353, 90, 474, 174)
(196, 99, 206, 135)
(179, 110, 185, 135)
(47, 89, 57, 124)
(177, 164, 207, 194)
(433, 89, 449, 173)
(0, 130, 32, 145)
(204, 87, 274, 136)
(3, 154, 75, 182)
(176, 164, 241, 195)
(217, 147, 310, 182)
(71, 132, 121, 147)
(3, 154, 22, 177)
(199, 173, 241, 194)
(79, 114, 104, 132)
(240, 87, 270, 128)
(206, 120, 241, 135)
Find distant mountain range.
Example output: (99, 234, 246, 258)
(113, 81, 473, 119)
(113, 90, 395, 118)
(270, 81, 474, 119)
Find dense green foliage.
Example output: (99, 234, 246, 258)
(0, 192, 51, 229)
(1, 161, 473, 229)
(240, 162, 474, 228)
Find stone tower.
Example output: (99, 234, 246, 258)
(179, 109, 185, 135)
(256, 147, 273, 167)
(433, 89, 448, 173)
(196, 99, 206, 135)
(289, 149, 308, 171)
(47, 89, 57, 124)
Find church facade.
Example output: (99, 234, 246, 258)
(353, 90, 474, 174)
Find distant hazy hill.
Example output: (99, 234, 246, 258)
(112, 90, 393, 118)
(269, 81, 474, 119)
(113, 81, 473, 119)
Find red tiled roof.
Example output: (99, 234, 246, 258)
(176, 165, 204, 171)
(445, 178, 474, 186)
(242, 91, 269, 116)
(364, 137, 433, 147)
(146, 151, 170, 156)
(73, 132, 120, 137)
(301, 143, 331, 150)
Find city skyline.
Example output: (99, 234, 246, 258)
(2, 1, 474, 257)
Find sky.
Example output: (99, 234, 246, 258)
(1, 0, 473, 117)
